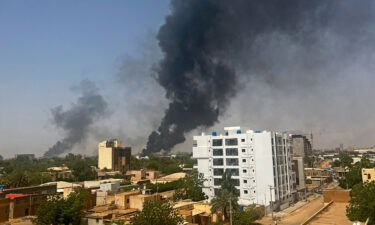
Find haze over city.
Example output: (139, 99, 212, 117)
(1, 0, 375, 158)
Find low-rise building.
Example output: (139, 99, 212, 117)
(40, 181, 81, 196)
(304, 168, 332, 188)
(84, 179, 123, 189)
(126, 170, 146, 181)
(114, 190, 140, 209)
(151, 172, 186, 184)
(42, 166, 73, 181)
(99, 182, 120, 193)
(0, 198, 10, 223)
(362, 168, 375, 183)
(128, 193, 159, 211)
(0, 184, 57, 195)
(6, 194, 47, 219)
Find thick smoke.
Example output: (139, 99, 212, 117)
(144, 0, 375, 155)
(44, 80, 108, 157)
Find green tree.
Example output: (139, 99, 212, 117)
(347, 182, 375, 224)
(174, 172, 207, 201)
(131, 200, 183, 225)
(303, 156, 315, 168)
(211, 171, 239, 221)
(339, 153, 353, 168)
(34, 188, 90, 225)
(65, 154, 96, 181)
(233, 204, 263, 225)
(339, 156, 375, 189)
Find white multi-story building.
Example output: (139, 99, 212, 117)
(193, 127, 296, 209)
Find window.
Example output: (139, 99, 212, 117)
(368, 174, 371, 180)
(214, 168, 224, 176)
(243, 169, 247, 173)
(214, 188, 220, 196)
(126, 199, 130, 203)
(231, 179, 240, 186)
(241, 139, 245, 142)
(213, 158, 224, 166)
(226, 168, 239, 176)
(212, 139, 223, 146)
(242, 149, 246, 153)
(244, 179, 248, 183)
(214, 178, 222, 186)
(226, 148, 238, 156)
(226, 158, 239, 166)
(244, 190, 248, 194)
(213, 149, 223, 156)
(242, 159, 246, 163)
(225, 138, 238, 146)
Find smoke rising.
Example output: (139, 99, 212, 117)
(44, 80, 108, 157)
(144, 0, 375, 155)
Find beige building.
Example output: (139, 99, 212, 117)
(98, 139, 131, 173)
(362, 168, 375, 183)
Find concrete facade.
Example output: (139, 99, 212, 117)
(98, 139, 131, 173)
(292, 157, 306, 190)
(292, 135, 312, 156)
(193, 126, 296, 209)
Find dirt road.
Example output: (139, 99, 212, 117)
(257, 195, 324, 225)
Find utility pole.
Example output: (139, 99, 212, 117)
(229, 197, 233, 225)
(269, 185, 274, 220)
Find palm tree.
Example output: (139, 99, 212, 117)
(211, 171, 239, 221)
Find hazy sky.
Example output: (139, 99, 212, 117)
(1, 1, 375, 158)
(0, 1, 170, 158)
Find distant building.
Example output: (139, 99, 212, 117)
(193, 126, 296, 210)
(42, 166, 73, 181)
(291, 135, 312, 156)
(304, 168, 332, 187)
(362, 168, 375, 183)
(98, 139, 131, 173)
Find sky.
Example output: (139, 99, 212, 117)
(1, 1, 375, 158)
(0, 1, 170, 158)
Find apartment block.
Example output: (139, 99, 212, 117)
(193, 127, 296, 210)
(98, 139, 131, 173)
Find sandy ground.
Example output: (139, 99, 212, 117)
(308, 203, 352, 225)
(257, 195, 324, 225)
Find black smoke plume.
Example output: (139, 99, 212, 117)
(44, 80, 108, 157)
(144, 0, 375, 155)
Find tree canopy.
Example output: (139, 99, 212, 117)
(34, 188, 91, 225)
(339, 156, 374, 189)
(174, 171, 207, 201)
(347, 182, 375, 224)
(0, 154, 97, 187)
(131, 200, 183, 225)
(233, 204, 263, 225)
(211, 171, 239, 221)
